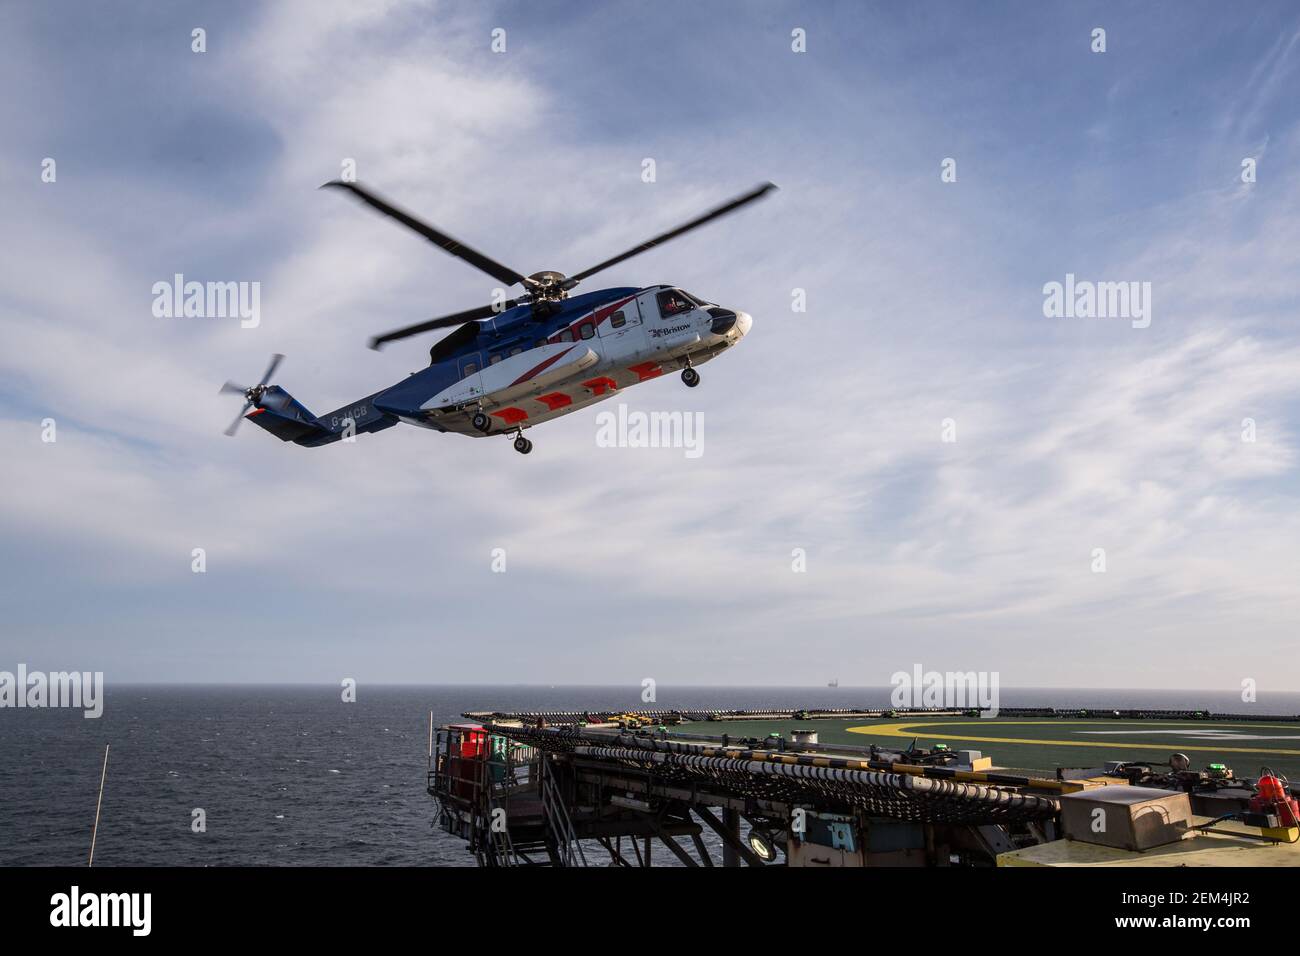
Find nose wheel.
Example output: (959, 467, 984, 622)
(513, 433, 533, 455)
(681, 367, 700, 388)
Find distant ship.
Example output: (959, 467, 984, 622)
(827, 679, 838, 688)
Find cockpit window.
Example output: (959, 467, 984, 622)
(657, 289, 698, 317)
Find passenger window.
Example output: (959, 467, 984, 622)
(490, 354, 503, 365)
(559, 329, 574, 342)
(510, 347, 523, 356)
(611, 311, 626, 329)
(464, 363, 478, 375)
(579, 323, 595, 340)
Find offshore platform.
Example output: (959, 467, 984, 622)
(427, 706, 1300, 868)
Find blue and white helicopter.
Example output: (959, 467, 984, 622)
(221, 180, 775, 454)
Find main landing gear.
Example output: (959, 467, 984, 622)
(472, 410, 491, 433)
(513, 431, 533, 455)
(681, 366, 700, 388)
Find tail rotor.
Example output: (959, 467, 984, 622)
(220, 353, 284, 436)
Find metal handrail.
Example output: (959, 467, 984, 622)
(430, 728, 549, 866)
(540, 753, 587, 867)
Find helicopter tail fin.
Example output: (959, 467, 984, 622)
(243, 386, 331, 444)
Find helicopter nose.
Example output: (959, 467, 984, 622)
(707, 308, 752, 337)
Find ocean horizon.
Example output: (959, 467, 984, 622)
(3, 684, 1297, 867)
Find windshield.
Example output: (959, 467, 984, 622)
(657, 289, 703, 316)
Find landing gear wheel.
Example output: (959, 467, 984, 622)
(472, 411, 491, 433)
(513, 435, 533, 455)
(681, 367, 700, 388)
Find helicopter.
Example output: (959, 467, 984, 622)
(220, 179, 776, 454)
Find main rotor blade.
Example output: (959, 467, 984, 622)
(223, 401, 253, 437)
(565, 181, 778, 285)
(368, 300, 521, 350)
(219, 381, 248, 396)
(257, 353, 284, 387)
(322, 181, 532, 289)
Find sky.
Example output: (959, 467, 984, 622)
(1, 1, 1299, 693)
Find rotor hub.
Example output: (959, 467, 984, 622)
(527, 271, 569, 300)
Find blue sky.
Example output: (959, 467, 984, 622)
(2, 1, 1299, 693)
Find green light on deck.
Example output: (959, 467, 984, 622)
(934, 743, 949, 751)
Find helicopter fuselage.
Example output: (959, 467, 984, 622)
(224, 179, 773, 452)
(245, 284, 751, 448)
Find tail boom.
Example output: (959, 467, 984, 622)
(246, 386, 397, 446)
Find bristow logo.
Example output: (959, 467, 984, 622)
(1042, 273, 1151, 329)
(0, 665, 103, 718)
(649, 324, 690, 338)
(151, 273, 261, 328)
(889, 664, 999, 717)
(595, 402, 703, 459)
(50, 886, 151, 936)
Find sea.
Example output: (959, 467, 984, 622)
(2, 684, 1297, 867)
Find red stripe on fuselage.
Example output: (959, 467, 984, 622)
(511, 345, 575, 387)
(590, 295, 636, 326)
(548, 295, 636, 344)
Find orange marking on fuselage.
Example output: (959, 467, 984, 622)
(493, 407, 529, 425)
(537, 392, 572, 411)
(628, 361, 663, 382)
(581, 376, 618, 396)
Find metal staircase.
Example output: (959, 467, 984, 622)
(430, 725, 588, 868)
(540, 753, 587, 867)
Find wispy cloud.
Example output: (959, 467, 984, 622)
(2, 1, 1299, 692)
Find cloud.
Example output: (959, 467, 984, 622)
(2, 2, 1299, 691)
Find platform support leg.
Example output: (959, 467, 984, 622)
(691, 832, 714, 867)
(722, 808, 741, 867)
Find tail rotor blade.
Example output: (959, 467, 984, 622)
(257, 353, 284, 387)
(221, 353, 282, 437)
(223, 401, 253, 437)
